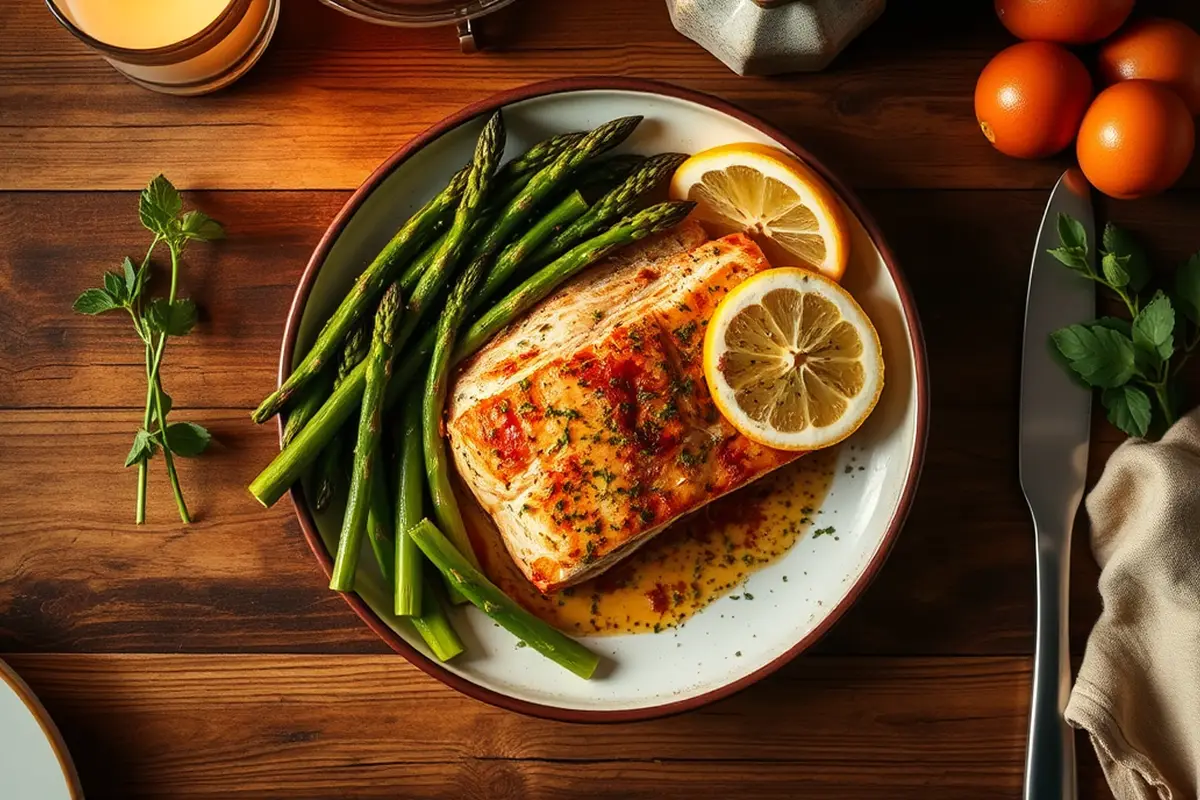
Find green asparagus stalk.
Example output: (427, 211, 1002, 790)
(495, 131, 585, 183)
(423, 231, 491, 569)
(393, 394, 425, 617)
(387, 112, 506, 359)
(472, 116, 643, 304)
(576, 153, 646, 194)
(366, 449, 395, 584)
(329, 284, 402, 592)
(281, 370, 332, 448)
(251, 166, 469, 424)
(312, 323, 369, 511)
(377, 190, 599, 406)
(412, 578, 464, 662)
(408, 518, 601, 679)
(388, 129, 583, 299)
(395, 171, 536, 293)
(250, 359, 366, 507)
(488, 191, 588, 294)
(455, 201, 696, 362)
(532, 153, 687, 268)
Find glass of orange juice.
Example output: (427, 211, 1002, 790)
(45, 0, 280, 95)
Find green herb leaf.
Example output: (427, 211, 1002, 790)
(1132, 291, 1175, 366)
(1050, 323, 1137, 388)
(1102, 223, 1151, 292)
(1091, 316, 1133, 337)
(1101, 252, 1131, 289)
(122, 257, 138, 292)
(178, 210, 225, 242)
(103, 271, 127, 304)
(124, 428, 159, 467)
(163, 421, 211, 457)
(1102, 385, 1152, 439)
(139, 174, 182, 237)
(146, 297, 198, 336)
(1176, 253, 1200, 326)
(72, 288, 119, 315)
(1047, 246, 1091, 275)
(155, 390, 173, 424)
(1058, 213, 1087, 252)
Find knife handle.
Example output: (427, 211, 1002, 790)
(1023, 510, 1077, 800)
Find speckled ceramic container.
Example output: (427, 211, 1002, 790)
(666, 0, 886, 75)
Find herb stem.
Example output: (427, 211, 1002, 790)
(1151, 380, 1176, 427)
(136, 340, 154, 524)
(1114, 286, 1138, 318)
(142, 241, 191, 524)
(1172, 327, 1200, 379)
(132, 235, 163, 524)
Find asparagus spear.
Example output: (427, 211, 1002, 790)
(472, 116, 643, 304)
(252, 166, 469, 424)
(312, 323, 368, 511)
(329, 284, 402, 592)
(532, 153, 687, 268)
(495, 131, 585, 183)
(412, 577, 464, 662)
(395, 171, 536, 293)
(250, 357, 366, 507)
(487, 190, 588, 295)
(417, 192, 591, 568)
(408, 518, 601, 679)
(281, 369, 332, 448)
(455, 201, 696, 362)
(393, 394, 425, 617)
(576, 153, 646, 194)
(388, 111, 506, 358)
(365, 449, 395, 583)
(423, 233, 490, 569)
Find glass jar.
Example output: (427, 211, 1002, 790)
(45, 0, 280, 95)
(318, 0, 518, 52)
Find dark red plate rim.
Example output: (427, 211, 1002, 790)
(279, 76, 930, 724)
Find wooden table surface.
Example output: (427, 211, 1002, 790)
(3, 1, 1199, 797)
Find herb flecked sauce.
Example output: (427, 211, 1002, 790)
(462, 447, 838, 636)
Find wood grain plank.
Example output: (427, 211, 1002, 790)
(6, 189, 1199, 411)
(3, 0, 1196, 191)
(0, 409, 382, 654)
(1, 653, 1111, 799)
(0, 190, 347, 410)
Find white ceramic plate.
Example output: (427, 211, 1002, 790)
(0, 660, 81, 800)
(283, 78, 928, 721)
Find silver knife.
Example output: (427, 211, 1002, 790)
(1019, 168, 1095, 800)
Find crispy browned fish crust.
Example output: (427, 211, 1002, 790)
(449, 223, 802, 593)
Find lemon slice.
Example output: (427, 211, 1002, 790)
(703, 268, 883, 451)
(670, 142, 850, 281)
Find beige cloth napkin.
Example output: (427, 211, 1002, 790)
(1065, 408, 1200, 800)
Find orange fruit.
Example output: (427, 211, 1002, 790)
(1099, 18, 1200, 115)
(975, 42, 1093, 159)
(995, 0, 1134, 44)
(1077, 81, 1195, 199)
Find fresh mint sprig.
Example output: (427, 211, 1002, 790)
(72, 175, 223, 523)
(1048, 214, 1200, 439)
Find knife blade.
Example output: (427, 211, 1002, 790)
(1019, 168, 1095, 800)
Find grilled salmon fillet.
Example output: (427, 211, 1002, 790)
(448, 223, 802, 593)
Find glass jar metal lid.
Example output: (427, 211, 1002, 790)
(318, 0, 517, 27)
